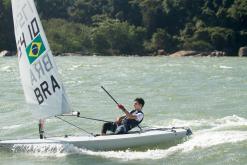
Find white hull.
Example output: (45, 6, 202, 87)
(0, 127, 192, 151)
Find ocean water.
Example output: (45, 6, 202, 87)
(0, 56, 246, 165)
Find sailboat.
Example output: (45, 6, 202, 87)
(0, 0, 192, 151)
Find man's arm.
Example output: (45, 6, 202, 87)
(118, 104, 137, 119)
(115, 115, 125, 124)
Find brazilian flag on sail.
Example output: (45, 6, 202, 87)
(26, 34, 46, 64)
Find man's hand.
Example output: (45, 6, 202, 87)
(117, 104, 125, 111)
(115, 117, 122, 125)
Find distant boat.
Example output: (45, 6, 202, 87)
(0, 0, 192, 151)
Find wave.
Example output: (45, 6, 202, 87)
(1, 124, 22, 130)
(9, 115, 247, 160)
(219, 65, 233, 69)
(0, 66, 14, 72)
(164, 115, 247, 130)
(77, 131, 247, 160)
(67, 64, 82, 71)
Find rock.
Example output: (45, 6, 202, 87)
(193, 52, 209, 57)
(210, 50, 226, 57)
(169, 50, 198, 57)
(58, 51, 92, 56)
(157, 49, 166, 55)
(238, 47, 247, 57)
(59, 52, 82, 56)
(0, 50, 15, 57)
(169, 50, 227, 57)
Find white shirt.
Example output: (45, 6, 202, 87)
(131, 110, 144, 122)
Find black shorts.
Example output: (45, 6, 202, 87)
(102, 122, 117, 134)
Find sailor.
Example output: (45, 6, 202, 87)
(101, 98, 145, 135)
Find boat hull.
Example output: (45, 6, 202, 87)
(0, 127, 192, 151)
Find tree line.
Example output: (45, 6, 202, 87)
(0, 0, 247, 55)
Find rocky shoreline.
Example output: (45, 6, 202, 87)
(1, 47, 247, 57)
(0, 50, 16, 57)
(167, 47, 247, 57)
(168, 50, 226, 57)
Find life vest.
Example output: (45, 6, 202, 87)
(122, 110, 144, 131)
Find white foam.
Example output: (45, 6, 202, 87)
(180, 131, 247, 152)
(166, 118, 212, 128)
(2, 124, 22, 130)
(0, 66, 13, 72)
(68, 64, 81, 71)
(220, 65, 232, 69)
(164, 115, 247, 129)
(78, 130, 247, 160)
(211, 115, 247, 130)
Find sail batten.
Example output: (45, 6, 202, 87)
(11, 0, 71, 118)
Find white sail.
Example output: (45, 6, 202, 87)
(11, 0, 71, 118)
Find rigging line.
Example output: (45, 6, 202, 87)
(55, 116, 94, 136)
(61, 114, 113, 123)
(78, 116, 113, 123)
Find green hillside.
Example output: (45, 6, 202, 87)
(0, 0, 246, 55)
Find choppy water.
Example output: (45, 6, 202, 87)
(0, 56, 246, 165)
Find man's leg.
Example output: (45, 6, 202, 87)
(114, 125, 127, 134)
(101, 122, 117, 135)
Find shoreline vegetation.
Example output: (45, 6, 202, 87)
(2, 49, 247, 57)
(0, 0, 247, 57)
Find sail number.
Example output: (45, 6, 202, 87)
(28, 18, 40, 40)
(17, 17, 40, 58)
(30, 53, 61, 105)
(18, 18, 40, 49)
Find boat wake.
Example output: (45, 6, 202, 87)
(11, 115, 247, 160)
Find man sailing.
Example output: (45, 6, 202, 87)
(101, 98, 145, 135)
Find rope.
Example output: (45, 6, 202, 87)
(61, 114, 113, 123)
(78, 116, 113, 123)
(55, 116, 94, 136)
